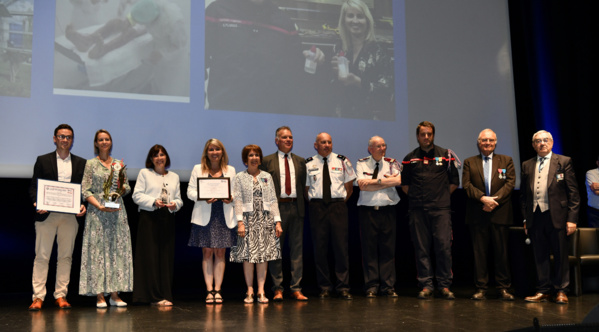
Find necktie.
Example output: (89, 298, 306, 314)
(372, 162, 379, 179)
(538, 157, 546, 172)
(323, 157, 331, 203)
(284, 154, 291, 196)
(483, 156, 490, 196)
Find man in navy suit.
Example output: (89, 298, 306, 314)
(463, 129, 515, 301)
(259, 126, 308, 301)
(28, 124, 87, 310)
(520, 130, 580, 304)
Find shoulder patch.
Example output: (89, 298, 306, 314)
(337, 154, 346, 160)
(305, 157, 313, 162)
(384, 157, 396, 163)
(358, 156, 370, 162)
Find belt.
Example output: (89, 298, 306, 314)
(311, 198, 344, 203)
(278, 198, 297, 203)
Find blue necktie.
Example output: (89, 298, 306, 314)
(483, 156, 490, 196)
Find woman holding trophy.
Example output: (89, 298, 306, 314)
(80, 129, 133, 308)
(132, 145, 183, 306)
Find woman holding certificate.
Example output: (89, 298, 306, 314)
(187, 139, 236, 304)
(132, 145, 183, 306)
(80, 129, 132, 308)
(230, 145, 282, 304)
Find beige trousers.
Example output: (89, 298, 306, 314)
(32, 212, 78, 301)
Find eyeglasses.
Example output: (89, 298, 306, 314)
(56, 135, 73, 141)
(533, 138, 551, 144)
(479, 138, 496, 143)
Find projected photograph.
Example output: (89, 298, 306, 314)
(53, 0, 190, 101)
(205, 0, 396, 121)
(0, 0, 33, 98)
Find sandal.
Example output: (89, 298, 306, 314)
(244, 293, 254, 304)
(206, 291, 215, 304)
(257, 293, 269, 304)
(214, 290, 223, 304)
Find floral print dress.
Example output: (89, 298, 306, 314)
(79, 157, 133, 295)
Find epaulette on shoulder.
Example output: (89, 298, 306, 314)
(337, 154, 347, 160)
(358, 156, 370, 162)
(305, 157, 313, 162)
(384, 157, 396, 163)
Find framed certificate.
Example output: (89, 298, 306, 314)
(197, 177, 231, 200)
(36, 179, 81, 214)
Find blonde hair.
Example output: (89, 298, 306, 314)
(338, 0, 376, 52)
(201, 138, 229, 173)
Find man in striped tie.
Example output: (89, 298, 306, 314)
(520, 130, 580, 304)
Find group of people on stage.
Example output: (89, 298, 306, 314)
(28, 121, 593, 311)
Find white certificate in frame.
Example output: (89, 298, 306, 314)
(197, 177, 231, 200)
(36, 179, 81, 214)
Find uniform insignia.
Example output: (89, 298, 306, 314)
(337, 154, 346, 160)
(305, 157, 313, 162)
(358, 156, 370, 162)
(384, 157, 396, 163)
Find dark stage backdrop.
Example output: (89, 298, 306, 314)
(0, 1, 597, 297)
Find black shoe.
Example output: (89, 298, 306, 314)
(383, 289, 398, 298)
(365, 291, 376, 298)
(499, 289, 514, 301)
(417, 288, 433, 299)
(440, 288, 455, 300)
(338, 290, 353, 300)
(471, 289, 486, 300)
(319, 290, 330, 299)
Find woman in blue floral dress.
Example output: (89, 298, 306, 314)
(79, 129, 132, 308)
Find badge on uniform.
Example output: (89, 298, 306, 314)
(435, 157, 443, 166)
(498, 168, 506, 180)
(556, 173, 564, 182)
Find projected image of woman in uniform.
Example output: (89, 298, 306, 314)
(330, 0, 394, 121)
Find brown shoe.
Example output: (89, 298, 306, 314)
(499, 289, 515, 301)
(273, 289, 283, 302)
(554, 291, 568, 304)
(291, 291, 308, 301)
(29, 298, 43, 311)
(55, 297, 72, 309)
(524, 293, 550, 303)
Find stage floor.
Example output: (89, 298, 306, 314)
(2, 288, 598, 331)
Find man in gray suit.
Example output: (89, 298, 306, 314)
(260, 126, 308, 301)
(520, 130, 580, 304)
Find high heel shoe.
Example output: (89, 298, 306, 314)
(109, 298, 127, 307)
(244, 293, 254, 304)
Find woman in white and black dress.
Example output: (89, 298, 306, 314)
(230, 144, 282, 304)
(132, 144, 182, 306)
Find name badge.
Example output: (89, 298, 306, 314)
(435, 157, 443, 166)
(556, 173, 564, 181)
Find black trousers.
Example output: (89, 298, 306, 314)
(309, 200, 349, 292)
(529, 208, 569, 293)
(469, 221, 511, 290)
(358, 205, 396, 293)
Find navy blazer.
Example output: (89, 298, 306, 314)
(463, 153, 515, 225)
(29, 151, 87, 222)
(260, 152, 306, 217)
(520, 153, 580, 229)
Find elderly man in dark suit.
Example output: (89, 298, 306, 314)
(463, 129, 515, 301)
(521, 130, 580, 304)
(28, 124, 87, 311)
(259, 126, 308, 301)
